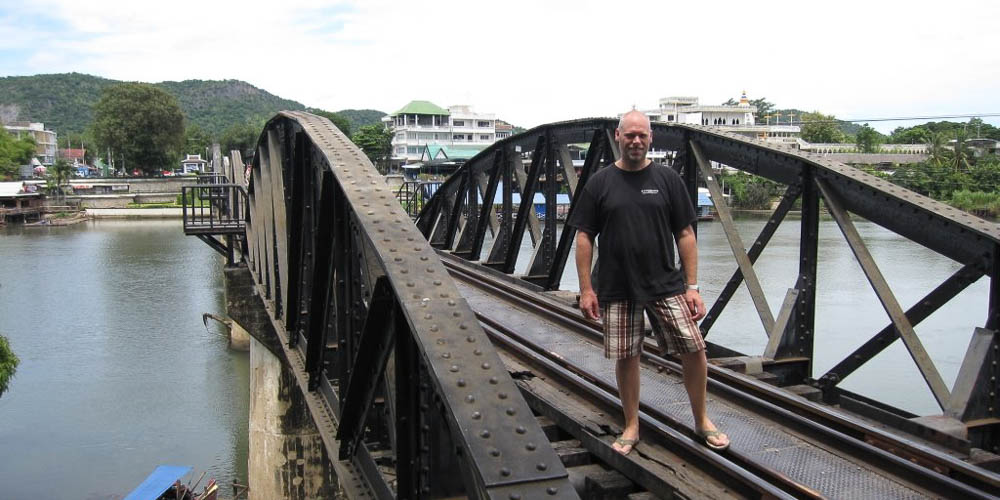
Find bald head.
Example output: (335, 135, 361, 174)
(615, 110, 653, 170)
(618, 110, 651, 132)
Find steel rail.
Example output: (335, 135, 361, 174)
(439, 253, 1000, 492)
(484, 323, 801, 500)
(441, 255, 1000, 499)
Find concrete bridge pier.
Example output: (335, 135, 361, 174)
(225, 266, 340, 500)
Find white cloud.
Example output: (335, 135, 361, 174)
(2, 0, 998, 132)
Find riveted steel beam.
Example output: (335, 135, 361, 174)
(242, 112, 577, 499)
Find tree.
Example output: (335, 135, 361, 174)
(888, 126, 930, 144)
(351, 124, 393, 170)
(91, 83, 185, 175)
(220, 121, 261, 160)
(926, 132, 948, 167)
(47, 158, 73, 200)
(307, 108, 352, 137)
(855, 124, 883, 153)
(0, 128, 36, 179)
(800, 112, 845, 143)
(182, 124, 213, 161)
(949, 130, 972, 172)
(0, 334, 17, 397)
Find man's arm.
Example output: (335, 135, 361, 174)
(675, 225, 705, 320)
(575, 230, 600, 321)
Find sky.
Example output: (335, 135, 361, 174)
(1, 0, 999, 134)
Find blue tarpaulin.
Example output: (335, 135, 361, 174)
(123, 465, 192, 500)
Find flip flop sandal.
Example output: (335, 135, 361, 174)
(697, 429, 730, 451)
(613, 436, 640, 456)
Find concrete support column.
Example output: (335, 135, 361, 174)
(248, 339, 338, 500)
(225, 265, 339, 500)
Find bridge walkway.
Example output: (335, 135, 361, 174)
(446, 255, 992, 499)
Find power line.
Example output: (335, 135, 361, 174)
(790, 113, 1000, 125)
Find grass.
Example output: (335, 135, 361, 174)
(949, 190, 1000, 218)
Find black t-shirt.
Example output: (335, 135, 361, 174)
(568, 163, 696, 302)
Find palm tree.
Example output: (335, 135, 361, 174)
(47, 158, 72, 203)
(926, 132, 948, 167)
(949, 130, 971, 172)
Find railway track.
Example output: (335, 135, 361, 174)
(441, 253, 1000, 499)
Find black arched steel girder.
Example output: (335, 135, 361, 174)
(243, 111, 578, 499)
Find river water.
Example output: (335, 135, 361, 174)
(0, 214, 991, 498)
(0, 220, 247, 500)
(505, 215, 990, 416)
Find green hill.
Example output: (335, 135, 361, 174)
(0, 73, 384, 138)
(336, 109, 388, 131)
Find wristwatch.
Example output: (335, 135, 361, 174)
(686, 284, 700, 291)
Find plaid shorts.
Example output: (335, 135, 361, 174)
(601, 294, 706, 360)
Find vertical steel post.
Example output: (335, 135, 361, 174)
(790, 167, 819, 375)
(395, 326, 421, 499)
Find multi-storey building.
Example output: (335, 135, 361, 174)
(383, 101, 498, 164)
(639, 92, 800, 146)
(4, 122, 58, 165)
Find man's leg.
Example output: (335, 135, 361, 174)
(614, 354, 641, 453)
(678, 349, 728, 448)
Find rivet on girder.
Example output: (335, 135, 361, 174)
(500, 468, 510, 477)
(472, 411, 482, 420)
(506, 408, 516, 416)
(481, 362, 491, 369)
(457, 379, 466, 387)
(450, 365, 459, 372)
(526, 442, 536, 451)
(480, 430, 491, 438)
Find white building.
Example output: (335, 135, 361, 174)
(383, 101, 499, 163)
(640, 92, 800, 146)
(3, 122, 58, 165)
(178, 154, 209, 174)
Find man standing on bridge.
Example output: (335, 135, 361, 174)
(568, 110, 729, 455)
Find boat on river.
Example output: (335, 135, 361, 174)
(123, 465, 219, 500)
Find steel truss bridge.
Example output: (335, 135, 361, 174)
(185, 111, 1000, 499)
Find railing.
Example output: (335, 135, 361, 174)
(182, 182, 247, 264)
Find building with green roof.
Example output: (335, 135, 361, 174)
(382, 101, 499, 165)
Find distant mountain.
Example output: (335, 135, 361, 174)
(336, 109, 387, 131)
(0, 73, 384, 138)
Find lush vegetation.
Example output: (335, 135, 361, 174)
(352, 124, 394, 172)
(92, 83, 186, 175)
(0, 74, 308, 136)
(717, 170, 782, 210)
(0, 128, 36, 179)
(0, 334, 18, 397)
(334, 109, 388, 131)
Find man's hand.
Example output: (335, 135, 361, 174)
(579, 290, 601, 321)
(685, 289, 706, 321)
